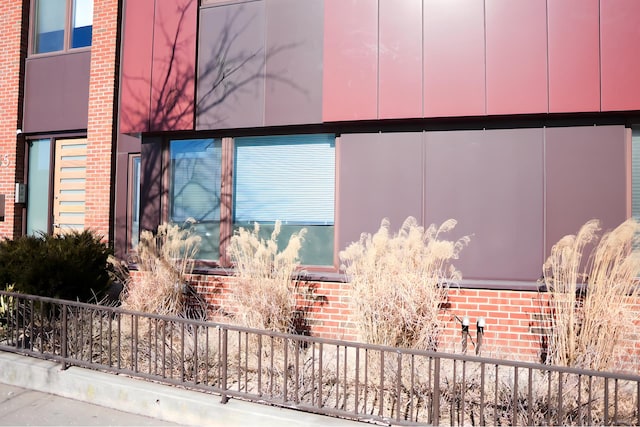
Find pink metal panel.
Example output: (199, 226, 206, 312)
(485, 0, 547, 115)
(545, 126, 627, 259)
(548, 0, 599, 113)
(378, 0, 422, 119)
(119, 0, 154, 134)
(322, 0, 378, 122)
(150, 0, 197, 132)
(601, 0, 640, 111)
(423, 0, 485, 117)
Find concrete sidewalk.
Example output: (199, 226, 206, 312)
(0, 383, 178, 426)
(0, 352, 365, 426)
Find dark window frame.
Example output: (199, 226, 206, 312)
(162, 134, 338, 269)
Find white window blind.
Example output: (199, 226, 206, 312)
(233, 134, 335, 224)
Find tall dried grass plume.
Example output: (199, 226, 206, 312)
(340, 217, 470, 349)
(226, 221, 309, 333)
(120, 221, 201, 316)
(542, 218, 640, 371)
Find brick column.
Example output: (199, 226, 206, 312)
(0, 2, 27, 239)
(85, 0, 121, 241)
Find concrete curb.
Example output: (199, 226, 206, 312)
(0, 352, 363, 426)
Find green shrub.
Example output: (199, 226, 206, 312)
(0, 230, 112, 302)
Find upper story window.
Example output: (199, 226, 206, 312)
(33, 0, 93, 54)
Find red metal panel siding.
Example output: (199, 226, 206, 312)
(547, 0, 599, 113)
(425, 129, 544, 281)
(150, 0, 197, 132)
(600, 0, 640, 111)
(485, 0, 547, 115)
(378, 0, 422, 119)
(545, 126, 627, 259)
(322, 0, 378, 122)
(264, 0, 323, 126)
(423, 0, 485, 117)
(119, 0, 154, 134)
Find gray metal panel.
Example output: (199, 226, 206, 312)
(140, 137, 163, 234)
(23, 52, 90, 133)
(425, 129, 544, 281)
(196, 2, 266, 130)
(545, 125, 627, 258)
(337, 132, 423, 254)
(264, 0, 323, 126)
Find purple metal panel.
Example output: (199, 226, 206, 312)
(423, 0, 485, 117)
(545, 126, 627, 259)
(322, 0, 378, 122)
(378, 0, 422, 119)
(547, 0, 600, 113)
(425, 129, 544, 281)
(119, 0, 154, 134)
(264, 0, 323, 126)
(140, 137, 163, 234)
(337, 132, 423, 252)
(600, 0, 640, 111)
(196, 2, 266, 130)
(485, 0, 547, 115)
(150, 0, 197, 132)
(23, 52, 90, 133)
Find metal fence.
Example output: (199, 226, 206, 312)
(1, 290, 639, 426)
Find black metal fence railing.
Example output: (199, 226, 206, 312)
(1, 290, 639, 426)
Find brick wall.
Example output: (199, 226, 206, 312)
(85, 0, 121, 240)
(144, 273, 640, 373)
(0, 2, 27, 239)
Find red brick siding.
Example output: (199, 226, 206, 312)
(127, 273, 640, 372)
(0, 2, 27, 239)
(85, 0, 120, 239)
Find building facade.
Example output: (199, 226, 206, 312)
(2, 0, 640, 363)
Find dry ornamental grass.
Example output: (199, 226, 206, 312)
(340, 217, 470, 350)
(542, 218, 640, 371)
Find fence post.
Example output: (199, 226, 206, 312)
(221, 327, 229, 404)
(60, 304, 68, 370)
(432, 357, 440, 425)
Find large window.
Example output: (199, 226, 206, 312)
(233, 135, 335, 265)
(167, 135, 336, 266)
(169, 139, 222, 260)
(33, 0, 93, 54)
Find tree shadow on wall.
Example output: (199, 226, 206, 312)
(121, 1, 306, 133)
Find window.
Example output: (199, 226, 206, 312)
(167, 134, 336, 266)
(129, 155, 141, 249)
(233, 135, 335, 265)
(169, 139, 222, 260)
(33, 0, 93, 54)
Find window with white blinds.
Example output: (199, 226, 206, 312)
(233, 134, 336, 265)
(233, 134, 335, 224)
